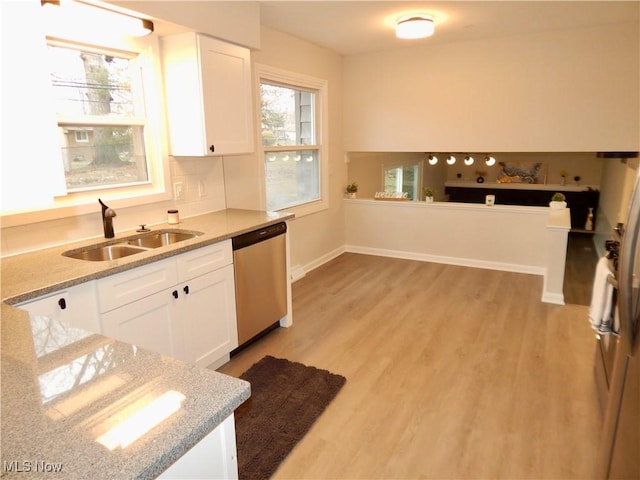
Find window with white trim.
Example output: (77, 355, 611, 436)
(48, 42, 150, 192)
(1, 1, 168, 220)
(383, 163, 421, 200)
(258, 66, 327, 213)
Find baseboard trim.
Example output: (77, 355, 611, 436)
(290, 265, 306, 282)
(292, 246, 346, 283)
(344, 244, 546, 276)
(541, 291, 565, 305)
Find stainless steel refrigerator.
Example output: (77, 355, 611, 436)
(600, 167, 640, 479)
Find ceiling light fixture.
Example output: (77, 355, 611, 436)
(396, 15, 435, 39)
(428, 154, 438, 165)
(446, 155, 456, 165)
(41, 0, 154, 37)
(484, 155, 496, 166)
(464, 155, 474, 166)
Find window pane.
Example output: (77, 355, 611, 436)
(48, 45, 135, 117)
(265, 150, 319, 210)
(261, 83, 315, 146)
(60, 125, 148, 191)
(383, 164, 419, 200)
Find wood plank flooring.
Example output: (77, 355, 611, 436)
(564, 233, 599, 306)
(217, 253, 602, 479)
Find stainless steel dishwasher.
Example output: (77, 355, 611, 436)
(232, 222, 287, 349)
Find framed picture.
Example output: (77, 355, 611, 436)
(496, 161, 546, 184)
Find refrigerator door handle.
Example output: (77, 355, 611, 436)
(619, 176, 640, 353)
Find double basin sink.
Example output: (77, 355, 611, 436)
(63, 229, 204, 261)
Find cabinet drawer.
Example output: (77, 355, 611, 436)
(98, 258, 177, 313)
(176, 240, 232, 281)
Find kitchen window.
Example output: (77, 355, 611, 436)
(258, 65, 328, 214)
(1, 2, 168, 222)
(48, 42, 150, 192)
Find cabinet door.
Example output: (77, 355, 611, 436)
(17, 281, 100, 332)
(159, 414, 238, 479)
(161, 33, 253, 156)
(100, 288, 184, 360)
(199, 35, 253, 156)
(180, 265, 238, 368)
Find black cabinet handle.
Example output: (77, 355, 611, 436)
(209, 144, 215, 153)
(58, 298, 66, 310)
(183, 285, 190, 295)
(172, 290, 179, 299)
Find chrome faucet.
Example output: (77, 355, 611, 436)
(98, 199, 117, 238)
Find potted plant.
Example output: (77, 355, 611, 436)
(549, 192, 567, 210)
(345, 182, 358, 199)
(423, 187, 435, 203)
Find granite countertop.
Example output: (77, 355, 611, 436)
(1, 303, 250, 479)
(1, 208, 294, 478)
(2, 208, 294, 304)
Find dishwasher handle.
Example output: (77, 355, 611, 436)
(232, 222, 287, 250)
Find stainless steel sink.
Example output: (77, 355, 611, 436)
(64, 244, 150, 261)
(126, 231, 199, 249)
(62, 229, 203, 261)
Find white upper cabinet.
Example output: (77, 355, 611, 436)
(161, 33, 254, 156)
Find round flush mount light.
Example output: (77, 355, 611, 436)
(446, 154, 456, 165)
(428, 154, 438, 165)
(396, 15, 435, 39)
(484, 155, 496, 166)
(464, 155, 475, 166)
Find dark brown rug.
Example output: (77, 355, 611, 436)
(234, 355, 346, 480)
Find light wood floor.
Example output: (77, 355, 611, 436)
(218, 253, 602, 479)
(564, 233, 599, 306)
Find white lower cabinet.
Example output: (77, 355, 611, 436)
(97, 241, 237, 367)
(17, 281, 100, 332)
(100, 263, 238, 367)
(100, 287, 185, 361)
(18, 241, 238, 368)
(181, 264, 237, 367)
(158, 414, 238, 479)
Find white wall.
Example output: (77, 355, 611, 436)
(344, 23, 640, 152)
(224, 26, 346, 274)
(346, 201, 549, 271)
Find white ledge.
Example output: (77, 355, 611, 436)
(344, 198, 548, 215)
(547, 208, 572, 231)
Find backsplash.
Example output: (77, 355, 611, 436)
(0, 157, 227, 257)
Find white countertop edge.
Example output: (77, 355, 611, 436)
(546, 208, 572, 231)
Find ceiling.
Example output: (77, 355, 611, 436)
(257, 1, 639, 55)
